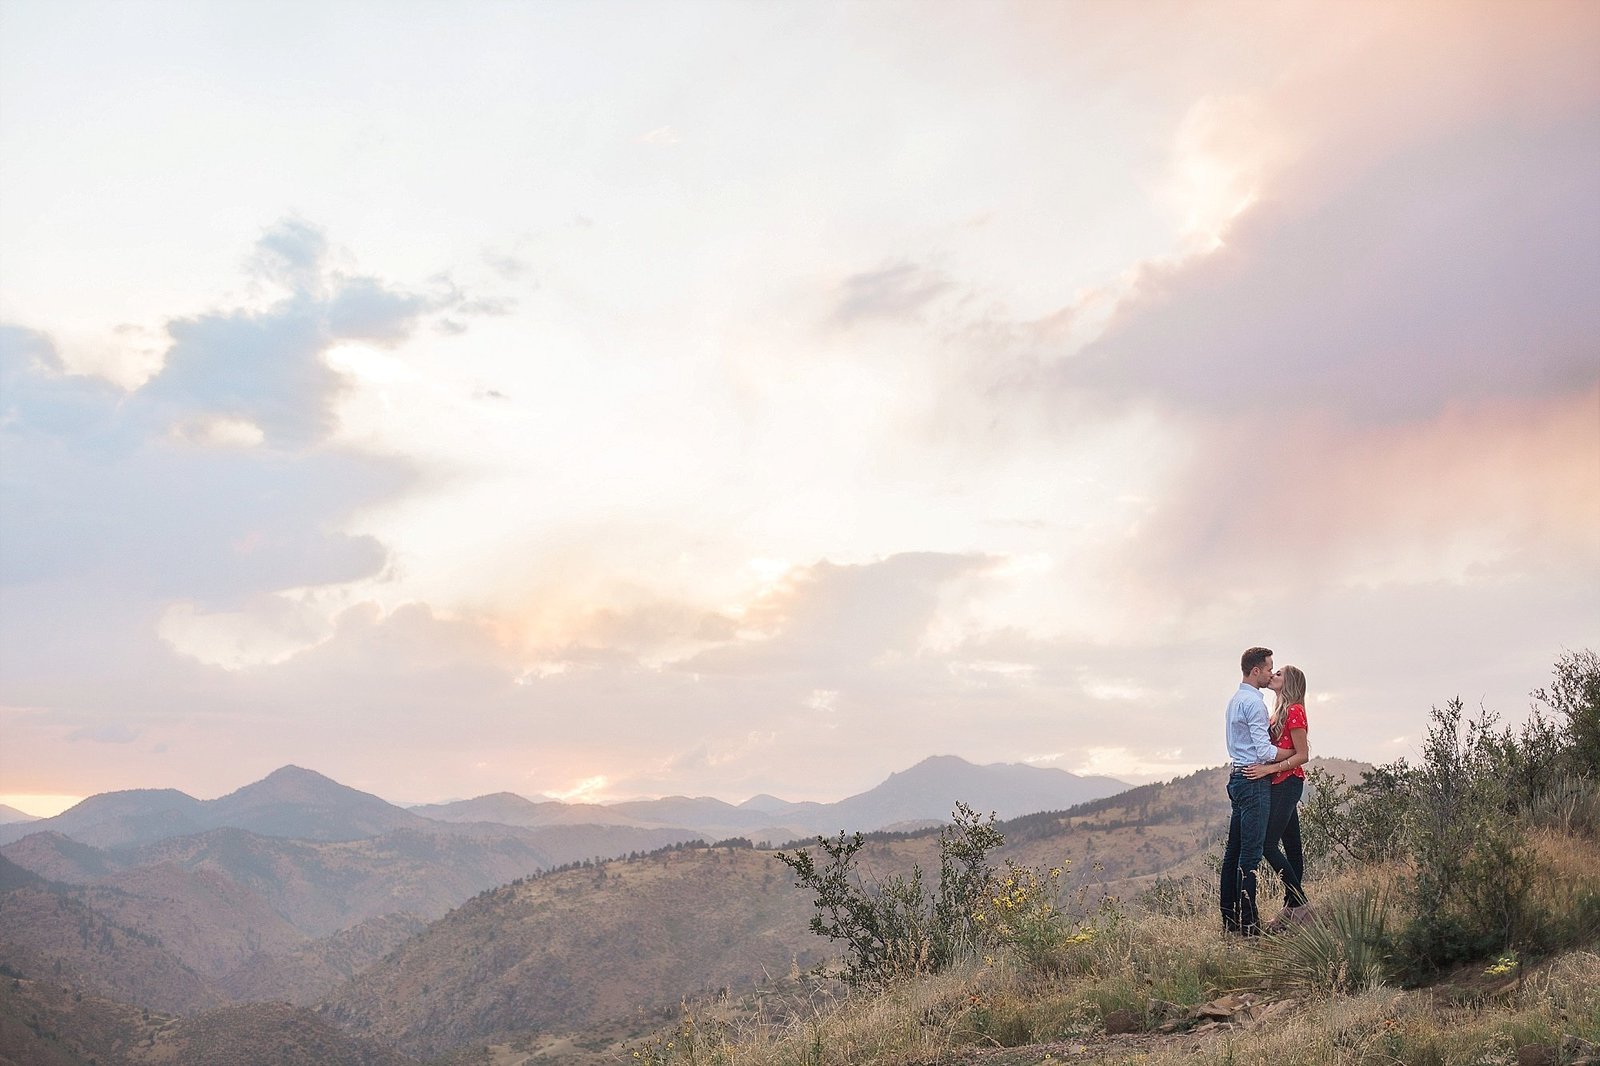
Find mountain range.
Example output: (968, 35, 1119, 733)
(0, 756, 1127, 1016)
(0, 756, 1128, 849)
(411, 754, 1128, 841)
(3, 755, 1390, 1063)
(0, 767, 438, 849)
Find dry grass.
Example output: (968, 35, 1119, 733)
(1525, 828, 1600, 948)
(623, 898, 1266, 1064)
(622, 847, 1600, 1066)
(631, 946, 1600, 1066)
(1085, 951, 1600, 1066)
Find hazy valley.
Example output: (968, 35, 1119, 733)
(0, 753, 1186, 1063)
(7, 744, 1590, 1066)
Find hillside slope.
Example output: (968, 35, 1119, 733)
(220, 912, 429, 1005)
(321, 759, 1370, 1058)
(322, 846, 823, 1058)
(0, 977, 419, 1066)
(75, 863, 308, 977)
(0, 883, 221, 1015)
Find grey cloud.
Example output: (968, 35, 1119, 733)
(137, 220, 507, 452)
(833, 261, 953, 328)
(920, 108, 1600, 619)
(457, 297, 519, 317)
(0, 327, 128, 444)
(685, 552, 997, 675)
(248, 218, 329, 296)
(0, 223, 451, 612)
(144, 224, 454, 449)
(482, 252, 531, 280)
(0, 335, 403, 600)
(325, 277, 431, 344)
(0, 323, 63, 376)
(1062, 117, 1600, 423)
(147, 303, 342, 448)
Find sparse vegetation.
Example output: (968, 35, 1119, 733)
(618, 651, 1600, 1066)
(1301, 650, 1600, 982)
(777, 803, 1097, 988)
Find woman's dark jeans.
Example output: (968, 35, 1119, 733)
(1263, 775, 1308, 908)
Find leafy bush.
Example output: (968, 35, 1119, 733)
(1479, 650, 1600, 834)
(1396, 698, 1544, 976)
(1298, 648, 1600, 980)
(774, 829, 937, 986)
(971, 860, 1091, 971)
(1300, 760, 1410, 872)
(1537, 648, 1600, 779)
(777, 803, 1088, 987)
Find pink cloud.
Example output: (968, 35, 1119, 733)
(1108, 386, 1600, 605)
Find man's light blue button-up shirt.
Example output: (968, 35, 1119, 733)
(1225, 683, 1278, 766)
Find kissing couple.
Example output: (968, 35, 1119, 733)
(1221, 646, 1313, 936)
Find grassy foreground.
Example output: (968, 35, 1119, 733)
(619, 834, 1599, 1066)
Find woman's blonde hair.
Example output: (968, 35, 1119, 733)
(1270, 665, 1308, 742)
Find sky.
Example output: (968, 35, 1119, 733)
(1, 0, 1596, 817)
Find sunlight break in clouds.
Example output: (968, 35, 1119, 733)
(1164, 94, 1289, 253)
(1071, 748, 1201, 783)
(547, 776, 611, 804)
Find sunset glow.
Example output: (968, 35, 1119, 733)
(1, 0, 1596, 808)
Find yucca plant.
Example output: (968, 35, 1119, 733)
(1253, 888, 1391, 994)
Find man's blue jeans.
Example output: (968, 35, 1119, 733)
(1221, 770, 1271, 934)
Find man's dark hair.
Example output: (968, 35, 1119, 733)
(1241, 647, 1273, 675)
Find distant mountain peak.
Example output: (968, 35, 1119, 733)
(225, 765, 366, 803)
(191, 766, 432, 842)
(738, 794, 790, 812)
(259, 765, 339, 785)
(899, 754, 971, 773)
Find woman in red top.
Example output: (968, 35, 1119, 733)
(1261, 665, 1311, 927)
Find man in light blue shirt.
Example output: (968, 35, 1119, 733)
(1220, 646, 1279, 935)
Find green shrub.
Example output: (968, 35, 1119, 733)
(778, 804, 1002, 986)
(1397, 698, 1544, 978)
(1300, 761, 1410, 872)
(1482, 650, 1600, 832)
(777, 803, 1088, 987)
(774, 830, 935, 987)
(932, 803, 1005, 959)
(1299, 648, 1600, 981)
(1536, 648, 1600, 779)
